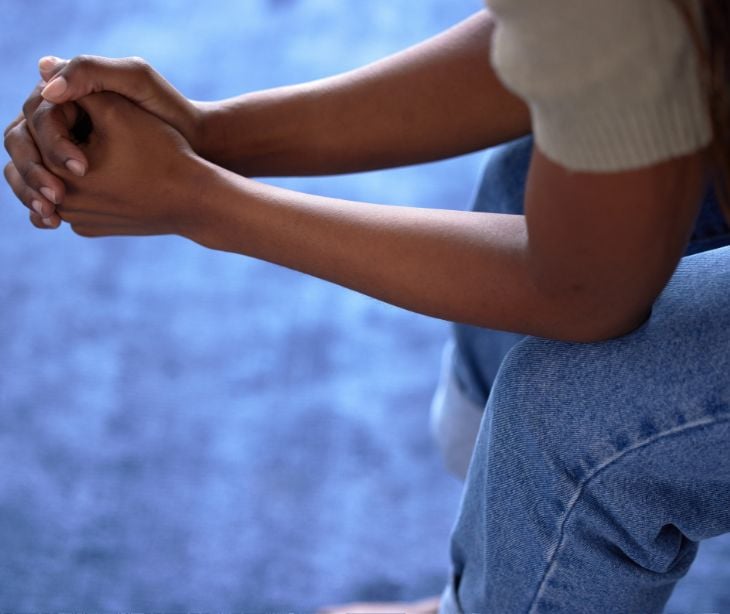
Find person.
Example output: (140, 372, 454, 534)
(4, 0, 730, 611)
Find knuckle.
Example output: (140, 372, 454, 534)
(22, 162, 47, 191)
(14, 159, 46, 192)
(29, 102, 53, 132)
(16, 160, 34, 184)
(70, 54, 94, 71)
(29, 212, 43, 228)
(45, 150, 68, 172)
(7, 170, 32, 206)
(3, 123, 33, 161)
(70, 54, 109, 94)
(2, 125, 16, 153)
(126, 56, 151, 76)
(27, 107, 67, 170)
(22, 94, 41, 120)
(39, 129, 68, 167)
(3, 161, 14, 183)
(3, 163, 22, 194)
(3, 113, 22, 139)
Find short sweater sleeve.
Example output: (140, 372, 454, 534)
(487, 0, 712, 172)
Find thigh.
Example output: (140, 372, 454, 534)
(446, 246, 730, 614)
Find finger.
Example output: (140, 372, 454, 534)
(27, 99, 88, 176)
(4, 163, 62, 229)
(17, 77, 87, 177)
(38, 56, 67, 82)
(3, 112, 24, 139)
(4, 161, 62, 228)
(4, 119, 68, 202)
(39, 55, 197, 142)
(40, 55, 163, 107)
(21, 80, 48, 126)
(30, 210, 61, 230)
(29, 211, 47, 229)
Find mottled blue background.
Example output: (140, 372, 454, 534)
(0, 0, 728, 611)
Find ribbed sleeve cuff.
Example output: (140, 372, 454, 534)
(531, 83, 713, 172)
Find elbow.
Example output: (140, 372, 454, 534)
(524, 249, 668, 343)
(530, 280, 655, 344)
(553, 306, 650, 343)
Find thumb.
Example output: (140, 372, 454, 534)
(38, 55, 198, 144)
(40, 55, 151, 104)
(38, 56, 68, 83)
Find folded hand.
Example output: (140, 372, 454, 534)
(4, 55, 204, 232)
(53, 91, 202, 237)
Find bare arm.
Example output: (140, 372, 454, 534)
(198, 10, 530, 176)
(25, 10, 528, 180)
(14, 92, 703, 343)
(180, 143, 705, 341)
(6, 10, 528, 226)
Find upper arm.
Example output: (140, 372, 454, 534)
(524, 144, 707, 341)
(488, 0, 711, 173)
(483, 0, 713, 340)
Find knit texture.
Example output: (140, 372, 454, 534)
(487, 0, 712, 171)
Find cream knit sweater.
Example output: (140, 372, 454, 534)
(486, 0, 712, 171)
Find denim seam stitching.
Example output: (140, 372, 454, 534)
(526, 414, 730, 614)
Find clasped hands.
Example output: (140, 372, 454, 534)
(4, 55, 210, 238)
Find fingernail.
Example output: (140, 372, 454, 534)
(41, 75, 68, 101)
(31, 200, 45, 216)
(65, 159, 86, 177)
(38, 56, 63, 71)
(40, 187, 57, 204)
(42, 217, 57, 228)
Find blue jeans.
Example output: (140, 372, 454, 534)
(435, 136, 730, 613)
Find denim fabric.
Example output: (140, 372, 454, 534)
(440, 137, 730, 612)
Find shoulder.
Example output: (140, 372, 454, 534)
(485, 0, 711, 172)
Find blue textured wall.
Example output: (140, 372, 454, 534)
(0, 0, 728, 610)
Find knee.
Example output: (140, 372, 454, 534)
(489, 335, 596, 408)
(484, 334, 635, 466)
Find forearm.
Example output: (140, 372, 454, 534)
(197, 10, 530, 177)
(182, 160, 587, 339)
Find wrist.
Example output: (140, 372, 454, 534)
(174, 153, 235, 249)
(190, 100, 224, 161)
(172, 152, 214, 243)
(190, 88, 314, 176)
(190, 98, 264, 173)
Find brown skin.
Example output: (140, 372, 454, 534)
(524, 146, 705, 340)
(195, 11, 530, 175)
(3, 9, 708, 342)
(43, 92, 197, 237)
(4, 11, 528, 221)
(3, 54, 203, 229)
